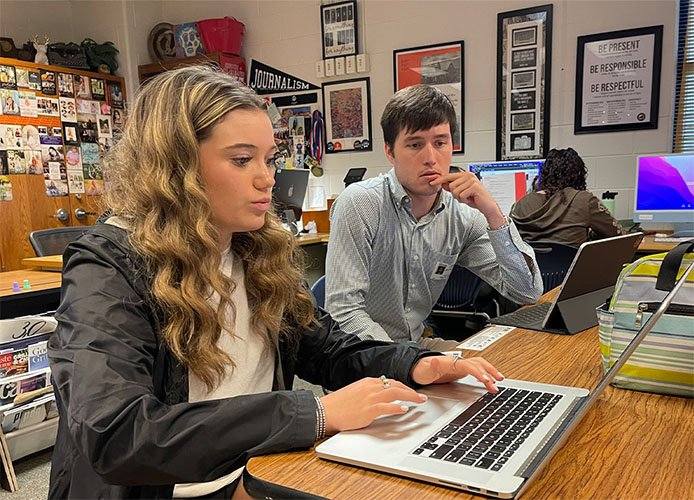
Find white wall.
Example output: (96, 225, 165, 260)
(1, 0, 678, 221)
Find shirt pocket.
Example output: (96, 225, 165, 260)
(426, 251, 458, 282)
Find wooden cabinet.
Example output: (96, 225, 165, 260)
(137, 52, 246, 84)
(0, 57, 126, 271)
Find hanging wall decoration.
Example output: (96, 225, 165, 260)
(575, 25, 662, 134)
(322, 77, 371, 153)
(248, 59, 320, 95)
(394, 41, 464, 153)
(321, 0, 358, 59)
(496, 4, 552, 160)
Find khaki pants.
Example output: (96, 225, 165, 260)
(418, 328, 461, 352)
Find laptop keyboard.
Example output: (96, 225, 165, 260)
(411, 387, 563, 471)
(491, 302, 552, 328)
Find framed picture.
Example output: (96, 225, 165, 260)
(497, 4, 552, 160)
(321, 0, 358, 59)
(62, 122, 80, 146)
(574, 25, 663, 134)
(393, 41, 464, 154)
(322, 77, 372, 153)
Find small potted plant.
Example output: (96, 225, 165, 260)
(80, 38, 119, 75)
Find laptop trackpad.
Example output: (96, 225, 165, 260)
(358, 396, 460, 442)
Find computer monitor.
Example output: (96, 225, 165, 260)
(468, 159, 544, 214)
(634, 154, 694, 236)
(273, 168, 309, 221)
(344, 167, 366, 187)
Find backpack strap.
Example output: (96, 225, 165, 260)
(655, 240, 694, 291)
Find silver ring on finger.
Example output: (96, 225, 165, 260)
(380, 375, 391, 390)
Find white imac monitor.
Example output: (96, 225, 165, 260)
(468, 159, 544, 214)
(634, 154, 694, 236)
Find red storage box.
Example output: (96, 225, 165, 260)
(196, 17, 244, 55)
(218, 53, 246, 83)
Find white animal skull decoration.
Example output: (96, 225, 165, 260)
(32, 35, 50, 65)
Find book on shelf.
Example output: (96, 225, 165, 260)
(0, 368, 51, 408)
(1, 392, 57, 434)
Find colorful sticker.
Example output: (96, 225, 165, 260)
(0, 65, 17, 90)
(0, 175, 12, 200)
(17, 91, 38, 117)
(7, 149, 25, 174)
(59, 97, 77, 121)
(45, 179, 68, 197)
(0, 89, 20, 116)
(74, 74, 91, 99)
(58, 73, 74, 97)
(40, 70, 56, 95)
(90, 78, 106, 100)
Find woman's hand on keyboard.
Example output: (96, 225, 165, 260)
(411, 355, 504, 393)
(320, 377, 429, 435)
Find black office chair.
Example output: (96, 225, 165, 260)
(311, 275, 326, 308)
(435, 266, 501, 318)
(28, 226, 92, 257)
(528, 241, 579, 293)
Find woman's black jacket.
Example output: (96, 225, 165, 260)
(47, 224, 435, 499)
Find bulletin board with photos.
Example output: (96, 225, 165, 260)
(0, 56, 126, 201)
(266, 91, 322, 171)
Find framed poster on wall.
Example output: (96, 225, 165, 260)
(321, 0, 358, 59)
(496, 4, 552, 160)
(322, 77, 372, 153)
(393, 41, 464, 153)
(574, 25, 663, 134)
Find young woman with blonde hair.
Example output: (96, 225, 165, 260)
(48, 65, 503, 500)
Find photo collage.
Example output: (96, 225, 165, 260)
(0, 63, 124, 199)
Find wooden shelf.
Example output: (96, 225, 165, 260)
(0, 411, 59, 492)
(5, 417, 58, 462)
(138, 52, 245, 84)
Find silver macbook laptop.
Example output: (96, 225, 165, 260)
(491, 233, 643, 334)
(316, 261, 693, 498)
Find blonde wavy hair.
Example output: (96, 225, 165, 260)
(103, 65, 316, 390)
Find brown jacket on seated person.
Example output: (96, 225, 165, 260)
(510, 148, 623, 248)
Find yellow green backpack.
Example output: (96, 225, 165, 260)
(596, 241, 694, 398)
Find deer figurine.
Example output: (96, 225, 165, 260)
(32, 35, 50, 65)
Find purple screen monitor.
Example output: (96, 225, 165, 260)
(634, 154, 694, 235)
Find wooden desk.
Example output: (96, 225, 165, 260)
(20, 255, 63, 271)
(0, 270, 62, 296)
(246, 303, 694, 499)
(0, 270, 62, 318)
(296, 233, 330, 246)
(18, 234, 331, 270)
(638, 235, 685, 253)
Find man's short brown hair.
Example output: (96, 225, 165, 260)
(380, 85, 457, 151)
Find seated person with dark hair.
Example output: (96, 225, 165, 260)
(326, 85, 543, 351)
(510, 147, 623, 247)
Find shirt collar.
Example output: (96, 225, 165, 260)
(386, 169, 447, 215)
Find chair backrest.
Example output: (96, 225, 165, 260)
(435, 266, 483, 310)
(311, 275, 326, 308)
(528, 241, 579, 293)
(28, 226, 92, 257)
